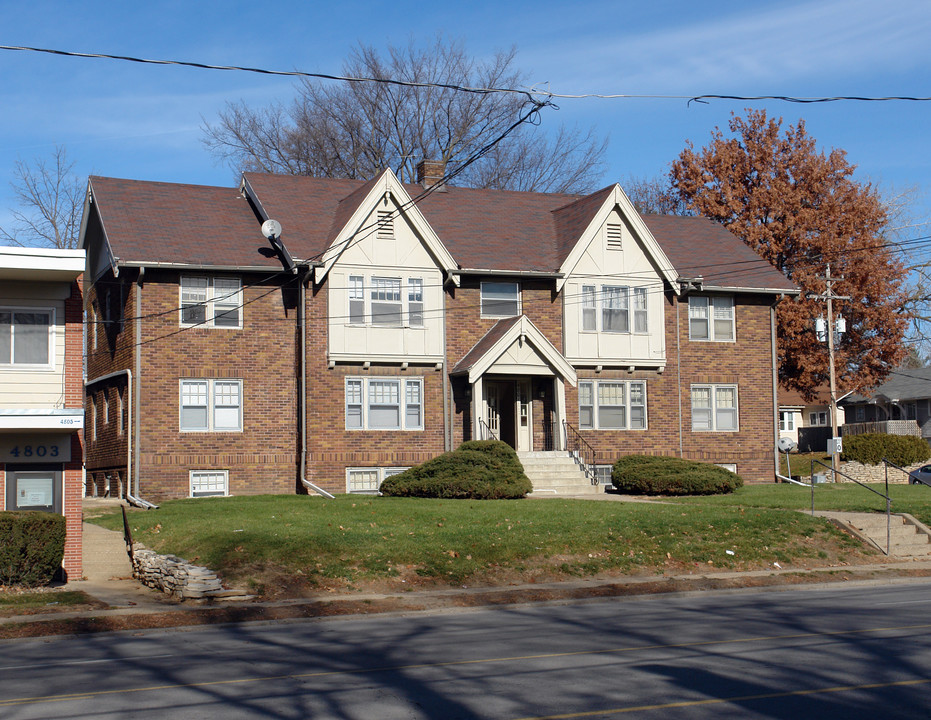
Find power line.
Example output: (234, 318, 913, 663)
(4, 44, 931, 106)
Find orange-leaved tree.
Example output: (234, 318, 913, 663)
(671, 109, 909, 398)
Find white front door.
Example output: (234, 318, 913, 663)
(485, 383, 501, 439)
(517, 381, 532, 452)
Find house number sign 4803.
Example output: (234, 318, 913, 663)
(0, 436, 71, 464)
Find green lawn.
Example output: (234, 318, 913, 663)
(0, 590, 98, 614)
(680, 482, 931, 524)
(779, 452, 832, 478)
(88, 489, 885, 593)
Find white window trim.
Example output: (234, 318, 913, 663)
(179, 276, 243, 329)
(0, 306, 55, 370)
(190, 470, 229, 498)
(345, 274, 425, 328)
(691, 384, 739, 432)
(346, 466, 409, 493)
(578, 380, 648, 430)
(345, 376, 424, 431)
(808, 410, 829, 427)
(578, 286, 648, 335)
(779, 411, 795, 432)
(480, 281, 521, 319)
(688, 296, 735, 342)
(179, 379, 243, 432)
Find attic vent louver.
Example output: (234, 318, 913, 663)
(377, 211, 393, 239)
(606, 223, 623, 250)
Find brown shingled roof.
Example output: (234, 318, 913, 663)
(451, 317, 522, 374)
(643, 215, 796, 292)
(88, 176, 277, 268)
(86, 173, 796, 293)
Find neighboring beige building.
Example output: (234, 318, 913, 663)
(0, 246, 85, 579)
(778, 387, 844, 452)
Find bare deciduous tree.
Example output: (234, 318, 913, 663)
(621, 174, 691, 215)
(203, 38, 607, 194)
(0, 146, 84, 249)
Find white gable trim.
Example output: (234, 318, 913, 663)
(467, 316, 577, 386)
(556, 184, 679, 293)
(312, 169, 459, 286)
(79, 180, 120, 282)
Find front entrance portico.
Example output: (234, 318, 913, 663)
(451, 316, 576, 452)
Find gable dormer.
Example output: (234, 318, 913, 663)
(317, 170, 457, 364)
(555, 185, 675, 370)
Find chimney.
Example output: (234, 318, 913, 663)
(416, 159, 447, 191)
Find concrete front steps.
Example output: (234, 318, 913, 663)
(518, 451, 603, 496)
(814, 511, 931, 557)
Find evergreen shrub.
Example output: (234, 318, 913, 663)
(841, 433, 931, 467)
(0, 511, 66, 586)
(611, 454, 744, 496)
(380, 440, 532, 499)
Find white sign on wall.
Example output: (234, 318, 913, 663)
(0, 435, 71, 463)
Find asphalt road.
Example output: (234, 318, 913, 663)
(2, 580, 930, 719)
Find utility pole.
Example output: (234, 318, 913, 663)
(811, 263, 850, 481)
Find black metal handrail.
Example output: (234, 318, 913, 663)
(479, 418, 499, 441)
(810, 458, 892, 555)
(884, 457, 927, 487)
(563, 420, 597, 484)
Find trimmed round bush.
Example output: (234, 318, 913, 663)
(842, 433, 931, 466)
(380, 440, 532, 499)
(611, 454, 743, 496)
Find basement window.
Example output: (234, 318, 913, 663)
(190, 470, 229, 497)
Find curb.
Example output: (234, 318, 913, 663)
(4, 560, 931, 639)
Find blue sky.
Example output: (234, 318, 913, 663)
(2, 0, 930, 243)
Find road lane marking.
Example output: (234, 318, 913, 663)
(2, 621, 930, 708)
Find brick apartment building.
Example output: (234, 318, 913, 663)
(0, 246, 85, 579)
(80, 163, 796, 501)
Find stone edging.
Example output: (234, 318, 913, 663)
(131, 543, 250, 600)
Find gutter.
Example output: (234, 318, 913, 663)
(85, 368, 157, 510)
(453, 268, 564, 279)
(117, 260, 287, 273)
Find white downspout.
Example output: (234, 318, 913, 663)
(85, 368, 156, 509)
(298, 271, 334, 499)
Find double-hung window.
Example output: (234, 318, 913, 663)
(579, 380, 647, 430)
(779, 411, 795, 432)
(688, 296, 734, 341)
(602, 286, 628, 333)
(481, 282, 520, 318)
(345, 377, 423, 430)
(691, 384, 738, 431)
(809, 411, 828, 427)
(347, 275, 424, 327)
(579, 287, 647, 334)
(180, 276, 242, 328)
(0, 308, 52, 367)
(370, 277, 402, 326)
(180, 379, 242, 432)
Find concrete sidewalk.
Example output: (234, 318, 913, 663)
(67, 501, 180, 610)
